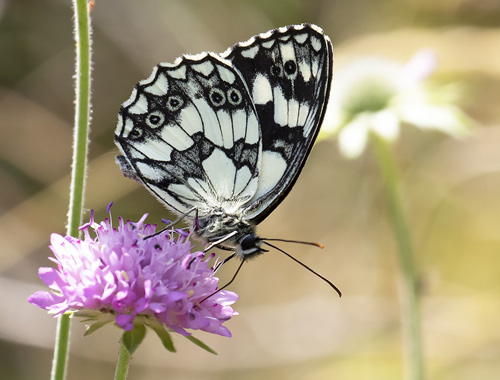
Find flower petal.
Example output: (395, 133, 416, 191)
(38, 267, 65, 291)
(402, 49, 437, 85)
(28, 291, 64, 309)
(371, 110, 400, 141)
(116, 314, 135, 331)
(399, 103, 472, 137)
(338, 116, 369, 159)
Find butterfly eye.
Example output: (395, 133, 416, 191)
(270, 63, 283, 77)
(146, 110, 165, 129)
(284, 60, 297, 77)
(166, 95, 184, 112)
(129, 127, 143, 140)
(209, 88, 226, 107)
(240, 234, 259, 252)
(227, 88, 242, 106)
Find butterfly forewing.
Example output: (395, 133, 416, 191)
(222, 24, 333, 223)
(115, 53, 263, 217)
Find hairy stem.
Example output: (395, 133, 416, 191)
(114, 342, 131, 380)
(51, 1, 92, 380)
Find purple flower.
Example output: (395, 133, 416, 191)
(28, 211, 238, 338)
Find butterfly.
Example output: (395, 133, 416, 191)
(114, 24, 339, 295)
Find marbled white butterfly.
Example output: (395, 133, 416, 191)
(114, 24, 340, 295)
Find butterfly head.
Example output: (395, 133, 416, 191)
(237, 233, 267, 259)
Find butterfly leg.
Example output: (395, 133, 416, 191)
(213, 252, 236, 274)
(144, 207, 198, 239)
(203, 230, 239, 252)
(200, 257, 245, 304)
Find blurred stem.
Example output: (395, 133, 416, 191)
(51, 1, 92, 380)
(51, 313, 71, 380)
(371, 134, 424, 380)
(114, 343, 131, 380)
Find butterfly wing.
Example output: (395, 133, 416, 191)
(115, 53, 262, 218)
(222, 24, 333, 224)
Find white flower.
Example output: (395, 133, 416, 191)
(321, 50, 473, 159)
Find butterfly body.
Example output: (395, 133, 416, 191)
(115, 24, 333, 261)
(195, 208, 262, 258)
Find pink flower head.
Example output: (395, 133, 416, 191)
(28, 210, 238, 337)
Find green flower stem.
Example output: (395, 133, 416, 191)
(114, 342, 131, 380)
(371, 134, 424, 380)
(51, 1, 92, 380)
(67, 0, 91, 236)
(51, 313, 71, 380)
(115, 342, 130, 380)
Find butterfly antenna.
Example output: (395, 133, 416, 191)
(262, 237, 324, 248)
(200, 256, 244, 304)
(262, 241, 342, 297)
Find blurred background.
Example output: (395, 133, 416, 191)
(1, 0, 500, 379)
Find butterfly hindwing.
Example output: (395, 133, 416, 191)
(115, 53, 263, 217)
(222, 24, 333, 223)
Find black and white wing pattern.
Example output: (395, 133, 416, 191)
(115, 53, 262, 218)
(222, 24, 333, 223)
(115, 24, 332, 258)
